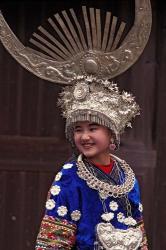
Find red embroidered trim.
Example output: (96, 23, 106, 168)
(36, 215, 77, 250)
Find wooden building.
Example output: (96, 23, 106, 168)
(0, 0, 165, 249)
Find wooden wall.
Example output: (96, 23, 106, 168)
(0, 1, 165, 249)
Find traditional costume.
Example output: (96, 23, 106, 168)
(0, 1, 152, 249)
(35, 155, 147, 249)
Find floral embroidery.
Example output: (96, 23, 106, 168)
(35, 215, 77, 250)
(55, 172, 62, 181)
(139, 203, 143, 212)
(57, 206, 68, 216)
(71, 210, 81, 221)
(63, 163, 73, 169)
(45, 199, 56, 210)
(109, 201, 119, 211)
(50, 185, 61, 196)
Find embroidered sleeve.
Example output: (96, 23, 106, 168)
(36, 215, 77, 250)
(136, 219, 148, 250)
(35, 163, 81, 250)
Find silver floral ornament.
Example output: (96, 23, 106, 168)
(124, 216, 137, 226)
(109, 201, 119, 211)
(122, 91, 134, 103)
(50, 185, 61, 196)
(45, 199, 56, 210)
(117, 212, 125, 223)
(73, 83, 89, 100)
(55, 172, 62, 181)
(139, 203, 143, 213)
(71, 210, 81, 221)
(101, 212, 114, 222)
(63, 163, 73, 169)
(57, 206, 68, 217)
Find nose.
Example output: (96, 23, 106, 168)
(81, 131, 90, 141)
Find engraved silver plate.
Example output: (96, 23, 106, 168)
(96, 222, 142, 250)
(0, 1, 152, 84)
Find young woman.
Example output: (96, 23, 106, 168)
(35, 77, 148, 250)
(0, 2, 151, 249)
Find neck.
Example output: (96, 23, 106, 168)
(86, 152, 111, 165)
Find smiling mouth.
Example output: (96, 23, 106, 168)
(82, 143, 94, 149)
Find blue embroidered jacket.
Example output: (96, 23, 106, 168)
(35, 159, 147, 250)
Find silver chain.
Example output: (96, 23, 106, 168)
(77, 154, 136, 199)
(115, 160, 132, 217)
(88, 158, 132, 217)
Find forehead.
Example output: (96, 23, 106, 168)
(74, 121, 99, 128)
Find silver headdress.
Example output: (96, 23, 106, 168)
(0, 1, 152, 146)
(59, 75, 140, 147)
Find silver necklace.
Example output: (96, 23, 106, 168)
(77, 154, 142, 250)
(77, 154, 135, 199)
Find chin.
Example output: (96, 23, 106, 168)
(82, 151, 97, 159)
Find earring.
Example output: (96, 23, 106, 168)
(109, 139, 116, 151)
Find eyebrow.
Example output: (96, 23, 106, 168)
(89, 123, 99, 126)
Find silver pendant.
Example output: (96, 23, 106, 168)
(96, 222, 142, 250)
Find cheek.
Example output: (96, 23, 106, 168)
(97, 132, 110, 147)
(73, 133, 80, 146)
(101, 139, 110, 148)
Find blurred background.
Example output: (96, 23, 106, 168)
(0, 0, 165, 249)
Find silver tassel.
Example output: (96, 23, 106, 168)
(94, 241, 99, 250)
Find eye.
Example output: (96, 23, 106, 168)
(74, 128, 82, 133)
(90, 127, 98, 131)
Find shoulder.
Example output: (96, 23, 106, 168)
(52, 160, 78, 187)
(47, 160, 78, 202)
(61, 160, 78, 176)
(129, 178, 141, 197)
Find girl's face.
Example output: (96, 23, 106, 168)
(73, 121, 112, 164)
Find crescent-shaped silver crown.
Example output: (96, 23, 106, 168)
(0, 0, 152, 85)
